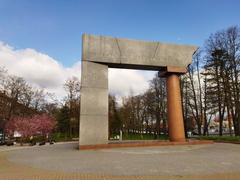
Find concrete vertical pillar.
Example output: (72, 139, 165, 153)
(166, 74, 186, 142)
(79, 61, 109, 147)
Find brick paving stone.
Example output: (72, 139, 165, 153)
(1, 142, 240, 180)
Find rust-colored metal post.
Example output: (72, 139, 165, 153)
(167, 73, 186, 142)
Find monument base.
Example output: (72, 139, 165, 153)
(79, 140, 213, 150)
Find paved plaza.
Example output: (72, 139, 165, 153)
(1, 142, 240, 179)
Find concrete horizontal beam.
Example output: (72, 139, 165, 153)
(82, 34, 198, 69)
(158, 66, 187, 77)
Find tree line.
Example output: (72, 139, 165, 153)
(1, 25, 239, 140)
(0, 67, 81, 139)
(109, 26, 240, 137)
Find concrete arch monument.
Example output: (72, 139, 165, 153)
(79, 34, 197, 149)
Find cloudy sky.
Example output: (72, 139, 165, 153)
(0, 41, 155, 100)
(0, 0, 239, 100)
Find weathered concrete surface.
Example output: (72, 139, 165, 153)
(80, 88, 108, 115)
(80, 115, 108, 145)
(79, 61, 108, 146)
(81, 61, 108, 89)
(82, 34, 197, 69)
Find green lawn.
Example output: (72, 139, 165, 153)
(198, 135, 240, 142)
(110, 133, 168, 140)
(52, 133, 240, 143)
(123, 133, 168, 140)
(52, 132, 78, 142)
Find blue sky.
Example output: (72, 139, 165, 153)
(0, 0, 239, 100)
(0, 0, 239, 67)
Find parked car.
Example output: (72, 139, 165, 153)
(6, 140, 14, 146)
(30, 141, 36, 146)
(0, 132, 5, 145)
(39, 141, 46, 146)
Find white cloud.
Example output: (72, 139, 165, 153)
(0, 41, 155, 101)
(109, 68, 154, 97)
(0, 42, 81, 99)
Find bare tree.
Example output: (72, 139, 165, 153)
(185, 51, 204, 135)
(204, 26, 240, 136)
(64, 76, 81, 137)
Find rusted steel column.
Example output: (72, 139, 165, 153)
(167, 74, 186, 142)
